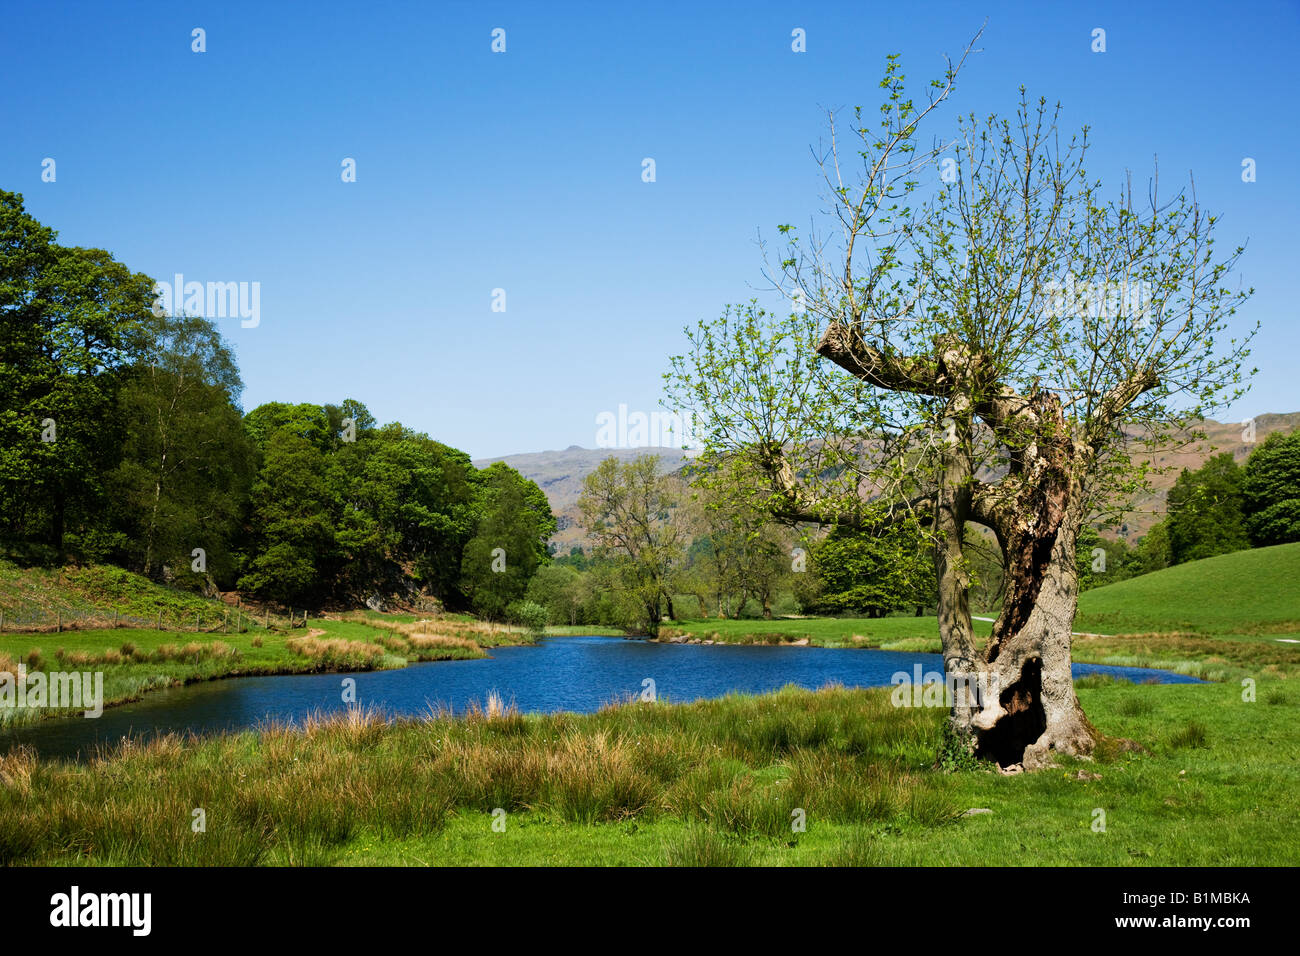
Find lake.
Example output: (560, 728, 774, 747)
(0, 635, 1201, 761)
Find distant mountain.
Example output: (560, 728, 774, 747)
(472, 446, 700, 553)
(481, 414, 1300, 551)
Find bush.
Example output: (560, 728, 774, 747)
(506, 600, 549, 634)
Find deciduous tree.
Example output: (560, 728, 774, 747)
(669, 37, 1254, 767)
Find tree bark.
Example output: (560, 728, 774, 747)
(944, 390, 1099, 769)
(967, 497, 1095, 769)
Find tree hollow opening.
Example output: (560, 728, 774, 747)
(976, 657, 1046, 767)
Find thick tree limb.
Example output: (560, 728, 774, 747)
(755, 440, 934, 530)
(815, 322, 952, 396)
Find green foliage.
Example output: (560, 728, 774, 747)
(935, 722, 983, 773)
(237, 429, 338, 605)
(0, 191, 154, 553)
(505, 600, 549, 634)
(1242, 430, 1300, 548)
(810, 522, 935, 617)
(460, 463, 556, 620)
(107, 311, 253, 587)
(578, 456, 686, 632)
(334, 425, 479, 605)
(1127, 520, 1171, 576)
(234, 404, 546, 611)
(1166, 453, 1249, 565)
(1075, 525, 1141, 592)
(525, 563, 583, 625)
(684, 467, 800, 620)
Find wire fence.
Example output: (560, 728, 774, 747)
(0, 606, 311, 635)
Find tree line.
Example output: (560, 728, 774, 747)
(1077, 433, 1300, 591)
(0, 190, 554, 617)
(520, 454, 941, 633)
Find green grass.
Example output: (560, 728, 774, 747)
(664, 544, 1300, 682)
(661, 615, 992, 651)
(1, 680, 1294, 866)
(1069, 543, 1300, 682)
(0, 558, 237, 630)
(544, 625, 627, 636)
(1074, 542, 1300, 636)
(2, 547, 1296, 866)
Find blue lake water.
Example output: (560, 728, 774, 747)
(1, 635, 1201, 761)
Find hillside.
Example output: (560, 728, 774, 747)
(0, 559, 252, 632)
(481, 414, 1299, 551)
(1076, 541, 1300, 637)
(473, 445, 699, 552)
(1113, 412, 1300, 539)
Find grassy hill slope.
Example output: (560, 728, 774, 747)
(1076, 542, 1300, 636)
(0, 559, 230, 630)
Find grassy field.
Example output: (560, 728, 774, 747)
(1074, 542, 1300, 636)
(0, 678, 1293, 866)
(1, 547, 1296, 866)
(663, 544, 1300, 682)
(0, 559, 233, 630)
(661, 615, 992, 651)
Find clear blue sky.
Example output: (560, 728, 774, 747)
(3, 1, 1296, 459)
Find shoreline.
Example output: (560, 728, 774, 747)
(0, 618, 549, 728)
(1, 630, 1217, 742)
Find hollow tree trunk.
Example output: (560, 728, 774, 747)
(800, 325, 1152, 771)
(969, 496, 1095, 769)
(939, 390, 1098, 770)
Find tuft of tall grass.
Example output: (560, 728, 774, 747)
(824, 827, 890, 866)
(540, 732, 657, 823)
(1167, 720, 1210, 750)
(286, 636, 385, 670)
(695, 776, 796, 839)
(1116, 697, 1155, 717)
(661, 825, 753, 866)
(786, 749, 901, 822)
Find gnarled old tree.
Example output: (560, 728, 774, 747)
(668, 37, 1254, 769)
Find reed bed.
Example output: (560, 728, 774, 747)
(0, 685, 959, 865)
